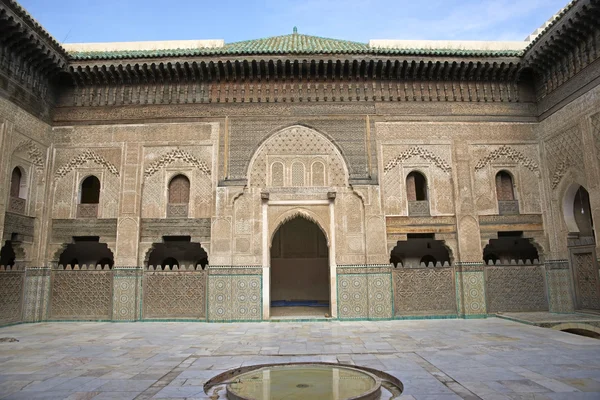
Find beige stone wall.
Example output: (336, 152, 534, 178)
(48, 122, 219, 265)
(536, 84, 600, 258)
(0, 97, 51, 266)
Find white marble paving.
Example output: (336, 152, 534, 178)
(0, 318, 598, 399)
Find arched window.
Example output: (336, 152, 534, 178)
(80, 176, 101, 204)
(406, 171, 427, 201)
(311, 161, 325, 186)
(574, 186, 594, 238)
(406, 171, 429, 216)
(495, 171, 515, 201)
(168, 175, 190, 204)
(10, 167, 22, 198)
(291, 162, 305, 187)
(271, 162, 284, 187)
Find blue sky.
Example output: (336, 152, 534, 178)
(20, 0, 569, 44)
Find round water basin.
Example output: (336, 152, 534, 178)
(226, 364, 381, 400)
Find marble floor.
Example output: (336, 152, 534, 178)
(0, 317, 599, 399)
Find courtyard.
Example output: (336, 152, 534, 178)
(0, 318, 598, 399)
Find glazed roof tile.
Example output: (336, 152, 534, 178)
(68, 33, 524, 61)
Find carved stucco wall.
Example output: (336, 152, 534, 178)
(0, 97, 51, 265)
(485, 265, 548, 312)
(393, 267, 456, 316)
(381, 144, 454, 216)
(141, 146, 213, 219)
(51, 147, 122, 219)
(537, 84, 600, 258)
(49, 270, 112, 320)
(143, 271, 207, 319)
(471, 144, 542, 215)
(0, 270, 24, 325)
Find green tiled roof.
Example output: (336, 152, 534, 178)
(69, 33, 523, 61)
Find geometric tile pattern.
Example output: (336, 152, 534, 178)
(338, 270, 393, 320)
(0, 272, 24, 325)
(50, 271, 112, 320)
(143, 272, 207, 319)
(457, 270, 486, 316)
(393, 268, 456, 316)
(112, 268, 142, 321)
(486, 266, 548, 313)
(573, 252, 600, 310)
(546, 268, 574, 313)
(207, 274, 261, 321)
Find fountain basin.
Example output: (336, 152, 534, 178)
(226, 364, 380, 400)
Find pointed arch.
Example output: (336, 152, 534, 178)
(247, 125, 349, 187)
(269, 208, 330, 247)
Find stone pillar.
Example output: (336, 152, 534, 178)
(114, 143, 142, 266)
(261, 192, 270, 319)
(22, 267, 51, 322)
(545, 260, 575, 313)
(328, 192, 338, 318)
(112, 266, 142, 321)
(453, 142, 487, 317)
(0, 120, 12, 247)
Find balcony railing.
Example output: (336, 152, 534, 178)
(77, 203, 99, 218)
(8, 197, 26, 214)
(167, 203, 189, 218)
(498, 200, 519, 215)
(408, 200, 430, 216)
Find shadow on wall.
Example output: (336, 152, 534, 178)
(483, 232, 539, 265)
(146, 236, 208, 269)
(58, 237, 114, 267)
(390, 234, 451, 268)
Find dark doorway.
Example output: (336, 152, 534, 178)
(270, 217, 329, 318)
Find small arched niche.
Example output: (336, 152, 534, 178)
(8, 166, 27, 214)
(167, 174, 190, 218)
(406, 171, 429, 216)
(77, 176, 100, 218)
(496, 170, 519, 215)
(563, 184, 595, 239)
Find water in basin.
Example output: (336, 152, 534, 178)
(226, 364, 380, 400)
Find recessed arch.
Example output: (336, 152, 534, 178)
(80, 175, 101, 204)
(495, 170, 515, 201)
(406, 170, 428, 201)
(247, 125, 349, 187)
(563, 182, 595, 237)
(270, 215, 330, 317)
(168, 174, 190, 204)
(269, 208, 330, 248)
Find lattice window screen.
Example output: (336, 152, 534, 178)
(271, 162, 284, 187)
(311, 162, 325, 186)
(291, 162, 305, 187)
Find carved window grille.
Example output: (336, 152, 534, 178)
(8, 197, 26, 214)
(311, 161, 325, 186)
(271, 162, 284, 187)
(291, 162, 305, 187)
(406, 171, 429, 216)
(167, 174, 190, 218)
(496, 171, 518, 215)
